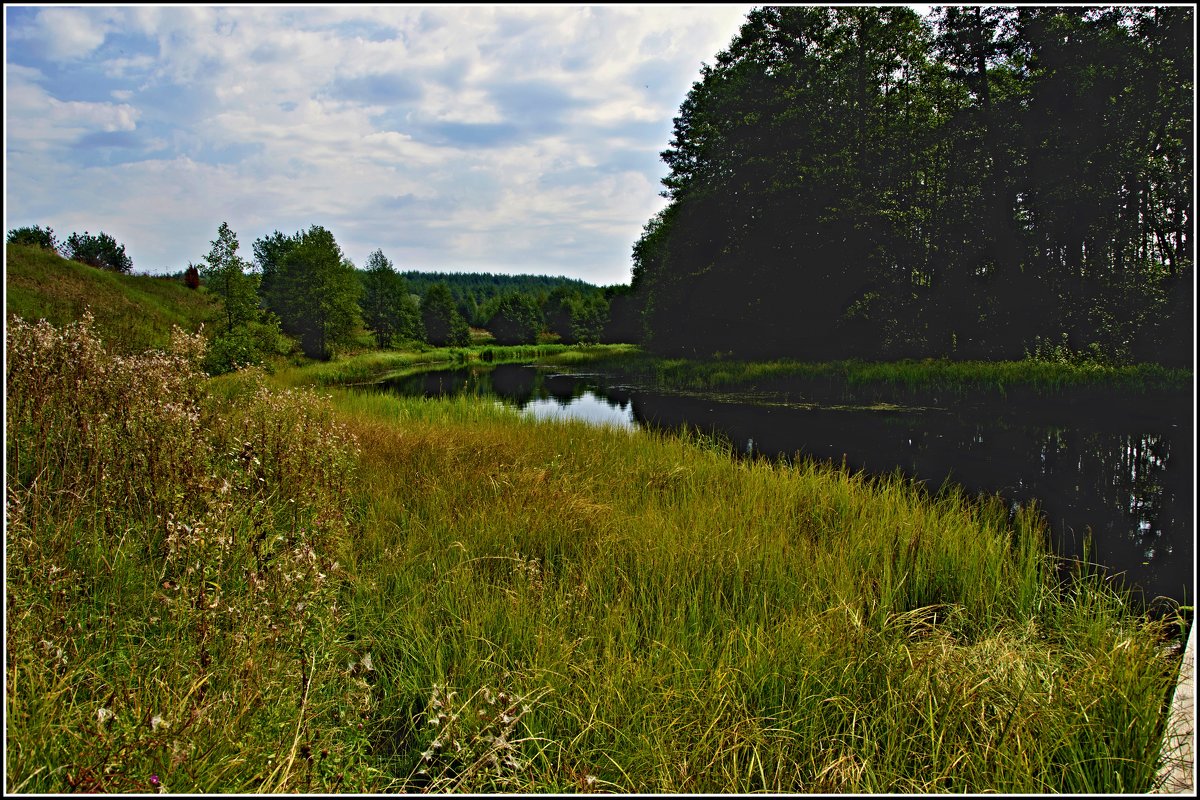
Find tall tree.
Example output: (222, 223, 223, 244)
(641, 5, 936, 359)
(633, 4, 1192, 364)
(420, 282, 470, 347)
(360, 249, 417, 348)
(202, 222, 258, 334)
(484, 292, 543, 345)
(269, 226, 361, 360)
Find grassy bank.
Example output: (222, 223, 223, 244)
(5, 244, 220, 353)
(570, 350, 1192, 398)
(5, 316, 1187, 793)
(274, 342, 636, 389)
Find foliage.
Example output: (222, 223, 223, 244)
(254, 226, 362, 360)
(402, 271, 603, 327)
(203, 315, 295, 376)
(569, 293, 609, 345)
(63, 230, 133, 274)
(360, 250, 419, 349)
(483, 292, 543, 345)
(201, 222, 259, 334)
(184, 264, 201, 290)
(541, 286, 610, 345)
(7, 224, 59, 252)
(634, 5, 1193, 366)
(420, 282, 471, 347)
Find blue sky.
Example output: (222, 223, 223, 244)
(4, 4, 762, 285)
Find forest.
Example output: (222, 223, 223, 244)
(629, 5, 1192, 365)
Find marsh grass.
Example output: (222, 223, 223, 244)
(573, 351, 1191, 398)
(274, 342, 635, 389)
(5, 319, 1185, 793)
(326, 387, 1183, 793)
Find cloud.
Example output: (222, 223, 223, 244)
(18, 7, 114, 61)
(5, 5, 757, 283)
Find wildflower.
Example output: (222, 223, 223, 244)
(149, 774, 160, 787)
(151, 715, 169, 732)
(97, 707, 114, 724)
(360, 652, 374, 672)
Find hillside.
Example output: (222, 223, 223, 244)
(4, 244, 221, 353)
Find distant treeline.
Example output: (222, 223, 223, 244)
(628, 5, 1193, 366)
(401, 271, 598, 323)
(8, 221, 643, 370)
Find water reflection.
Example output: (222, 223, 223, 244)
(377, 364, 1192, 608)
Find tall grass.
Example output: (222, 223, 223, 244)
(5, 318, 1185, 792)
(325, 387, 1183, 793)
(6, 316, 378, 792)
(575, 351, 1191, 397)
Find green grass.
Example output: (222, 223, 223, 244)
(320, 388, 1184, 792)
(274, 342, 636, 389)
(573, 351, 1192, 397)
(5, 292, 1189, 792)
(5, 244, 221, 353)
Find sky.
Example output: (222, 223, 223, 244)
(4, 3, 766, 285)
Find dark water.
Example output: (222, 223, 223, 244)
(379, 364, 1194, 610)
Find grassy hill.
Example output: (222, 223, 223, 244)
(5, 244, 221, 353)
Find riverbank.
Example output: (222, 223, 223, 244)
(554, 350, 1193, 403)
(5, 320, 1188, 792)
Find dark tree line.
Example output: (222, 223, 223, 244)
(631, 5, 1193, 365)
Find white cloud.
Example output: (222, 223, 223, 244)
(6, 69, 140, 152)
(5, 4, 757, 282)
(25, 7, 113, 61)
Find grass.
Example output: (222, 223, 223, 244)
(323, 388, 1185, 792)
(5, 244, 221, 353)
(571, 350, 1192, 398)
(6, 313, 1187, 792)
(273, 342, 636, 389)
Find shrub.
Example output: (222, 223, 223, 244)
(203, 317, 294, 376)
(184, 264, 201, 289)
(7, 224, 60, 252)
(64, 230, 133, 273)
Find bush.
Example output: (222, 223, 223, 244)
(64, 230, 133, 273)
(7, 225, 60, 252)
(203, 317, 294, 376)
